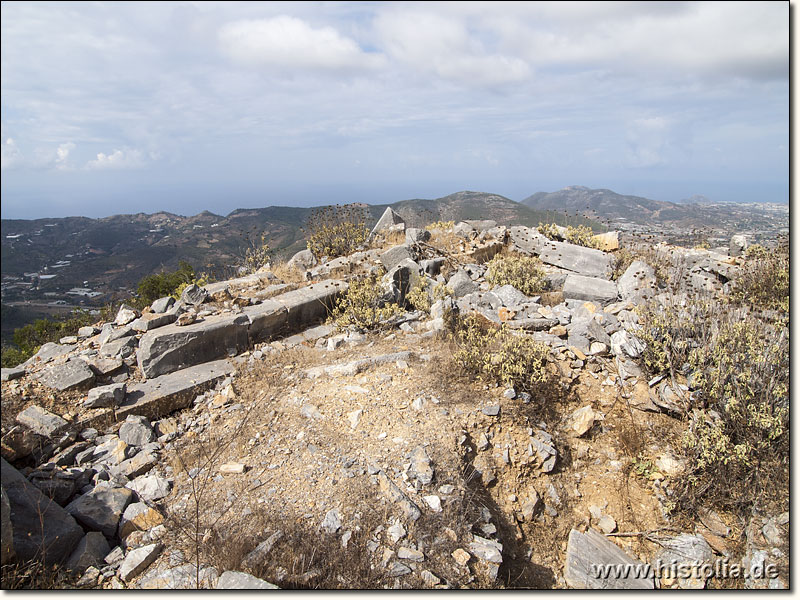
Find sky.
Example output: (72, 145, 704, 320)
(0, 1, 789, 219)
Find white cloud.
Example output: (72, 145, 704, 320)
(55, 142, 76, 170)
(85, 148, 145, 170)
(1, 137, 21, 170)
(218, 16, 385, 71)
(374, 11, 530, 86)
(626, 117, 670, 168)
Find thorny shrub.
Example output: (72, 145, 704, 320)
(536, 222, 561, 241)
(484, 255, 547, 297)
(451, 314, 551, 393)
(328, 271, 402, 331)
(303, 204, 369, 260)
(425, 220, 455, 231)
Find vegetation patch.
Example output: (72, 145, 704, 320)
(484, 255, 547, 296)
(304, 204, 369, 260)
(328, 272, 403, 331)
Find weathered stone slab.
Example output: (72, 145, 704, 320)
(562, 274, 618, 305)
(150, 296, 175, 314)
(65, 486, 135, 537)
(1, 366, 25, 382)
(131, 312, 177, 332)
(507, 226, 548, 256)
(36, 358, 96, 391)
(504, 317, 560, 331)
(137, 314, 249, 379)
(376, 470, 421, 522)
(380, 245, 415, 271)
(118, 502, 164, 539)
(282, 324, 336, 348)
(565, 528, 654, 589)
(119, 359, 235, 422)
(539, 240, 614, 279)
(84, 382, 126, 409)
(269, 280, 347, 334)
(617, 260, 658, 304)
(138, 564, 219, 589)
(242, 300, 288, 342)
(371, 207, 405, 236)
(16, 405, 69, 437)
(119, 542, 163, 582)
(1, 458, 84, 565)
(592, 231, 619, 251)
(23, 342, 73, 366)
(287, 249, 317, 271)
(216, 571, 280, 589)
(100, 335, 138, 359)
(86, 356, 124, 376)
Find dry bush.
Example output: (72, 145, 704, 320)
(269, 260, 309, 284)
(328, 272, 403, 331)
(303, 204, 369, 261)
(730, 241, 789, 313)
(1, 560, 81, 590)
(484, 255, 547, 296)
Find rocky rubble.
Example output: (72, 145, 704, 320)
(0, 219, 786, 589)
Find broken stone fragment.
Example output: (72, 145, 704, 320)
(16, 405, 69, 438)
(84, 382, 126, 409)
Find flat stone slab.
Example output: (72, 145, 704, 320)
(507, 226, 548, 256)
(23, 342, 73, 366)
(562, 274, 618, 305)
(137, 313, 249, 379)
(1, 457, 84, 565)
(216, 571, 280, 589)
(119, 542, 163, 582)
(565, 528, 654, 589)
(539, 240, 614, 279)
(131, 312, 177, 332)
(1, 366, 25, 382)
(35, 358, 96, 391)
(119, 359, 235, 422)
(16, 405, 69, 437)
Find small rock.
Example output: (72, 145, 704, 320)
(571, 405, 600, 436)
(118, 416, 155, 447)
(423, 495, 442, 512)
(452, 548, 471, 566)
(85, 383, 127, 409)
(219, 463, 247, 474)
(420, 570, 441, 586)
(321, 508, 342, 534)
(216, 571, 279, 589)
(16, 405, 69, 437)
(388, 521, 406, 544)
(597, 515, 617, 534)
(482, 405, 500, 417)
(397, 547, 424, 562)
(469, 535, 503, 564)
(118, 542, 163, 582)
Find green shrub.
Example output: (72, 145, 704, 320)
(451, 314, 551, 393)
(405, 275, 432, 314)
(485, 255, 547, 296)
(565, 225, 601, 249)
(304, 204, 369, 260)
(329, 272, 403, 331)
(136, 261, 196, 307)
(537, 222, 561, 241)
(1, 309, 96, 367)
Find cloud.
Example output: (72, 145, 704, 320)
(626, 117, 670, 168)
(85, 148, 145, 170)
(1, 137, 21, 170)
(55, 142, 76, 170)
(218, 16, 385, 72)
(374, 11, 530, 86)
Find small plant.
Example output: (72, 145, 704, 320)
(425, 220, 455, 231)
(239, 232, 272, 276)
(730, 240, 788, 312)
(405, 275, 432, 314)
(632, 453, 654, 479)
(451, 314, 551, 393)
(484, 254, 547, 296)
(328, 272, 402, 331)
(537, 222, 561, 241)
(564, 225, 601, 249)
(303, 204, 369, 260)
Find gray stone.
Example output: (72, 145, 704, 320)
(397, 546, 424, 562)
(730, 234, 748, 257)
(116, 451, 158, 480)
(36, 358, 96, 392)
(59, 335, 78, 345)
(23, 342, 72, 366)
(86, 356, 124, 376)
(563, 274, 618, 304)
(486, 284, 530, 307)
(1, 458, 84, 565)
(617, 260, 658, 304)
(119, 416, 155, 446)
(380, 245, 415, 271)
(2, 366, 26, 382)
(29, 472, 77, 505)
(371, 207, 405, 236)
(85, 382, 127, 409)
(287, 249, 317, 271)
(482, 405, 501, 417)
(469, 535, 503, 563)
(126, 474, 171, 502)
(120, 359, 235, 422)
(216, 571, 280, 589)
(180, 283, 208, 306)
(387, 561, 411, 576)
(118, 502, 165, 539)
(100, 335, 138, 359)
(114, 305, 139, 326)
(16, 405, 69, 438)
(408, 446, 434, 486)
(131, 312, 177, 332)
(137, 563, 218, 589)
(241, 530, 283, 572)
(78, 326, 99, 339)
(137, 313, 249, 378)
(66, 531, 111, 572)
(539, 240, 614, 279)
(568, 318, 612, 354)
(377, 471, 421, 521)
(119, 542, 163, 582)
(521, 491, 541, 521)
(405, 228, 431, 245)
(610, 330, 645, 359)
(565, 528, 654, 589)
(150, 297, 176, 314)
(448, 270, 478, 298)
(65, 486, 135, 537)
(320, 508, 342, 534)
(655, 534, 713, 589)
